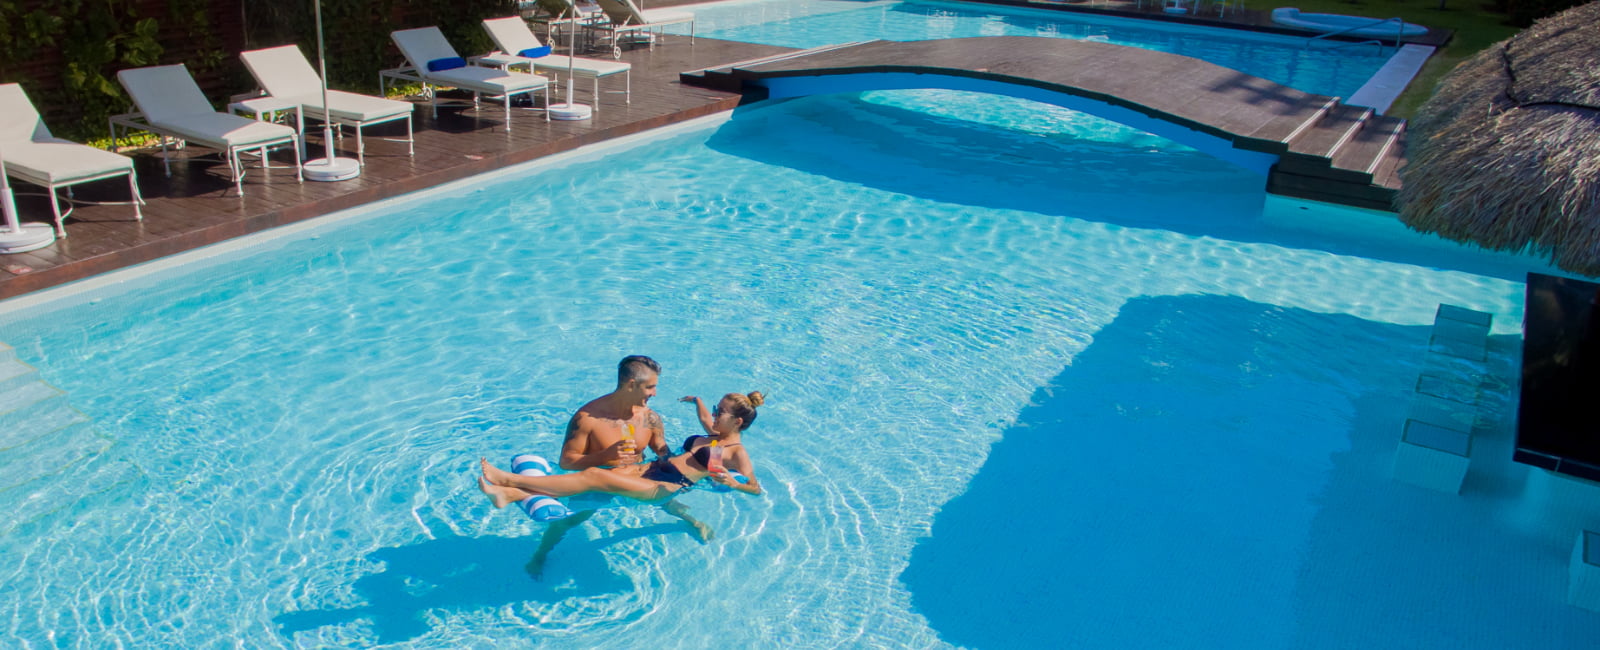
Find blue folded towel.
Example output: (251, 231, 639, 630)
(518, 46, 553, 59)
(426, 57, 466, 72)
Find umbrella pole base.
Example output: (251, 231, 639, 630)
(548, 102, 593, 121)
(0, 222, 56, 254)
(303, 157, 361, 182)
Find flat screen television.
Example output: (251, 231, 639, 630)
(1516, 272, 1600, 481)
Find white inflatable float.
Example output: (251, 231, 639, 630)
(509, 453, 747, 523)
(1271, 8, 1427, 38)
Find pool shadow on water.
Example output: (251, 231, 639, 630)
(901, 294, 1434, 648)
(709, 95, 1549, 282)
(273, 524, 683, 643)
(710, 93, 1261, 234)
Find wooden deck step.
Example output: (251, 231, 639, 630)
(1276, 97, 1339, 148)
(740, 41, 871, 71)
(1331, 114, 1406, 176)
(1287, 103, 1372, 159)
(680, 41, 862, 88)
(1373, 141, 1407, 191)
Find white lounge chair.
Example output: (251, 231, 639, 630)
(0, 84, 143, 237)
(522, 0, 602, 26)
(589, 0, 695, 58)
(481, 16, 631, 108)
(114, 64, 302, 196)
(390, 26, 551, 125)
(239, 45, 415, 164)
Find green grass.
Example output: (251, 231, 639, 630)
(1240, 0, 1521, 116)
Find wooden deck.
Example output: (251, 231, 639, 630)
(0, 36, 795, 300)
(682, 37, 1406, 212)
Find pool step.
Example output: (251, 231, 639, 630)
(1268, 99, 1407, 211)
(0, 344, 143, 537)
(0, 452, 145, 538)
(0, 354, 40, 395)
(1277, 97, 1340, 147)
(0, 421, 109, 492)
(1372, 139, 1407, 190)
(1288, 103, 1373, 161)
(0, 381, 76, 448)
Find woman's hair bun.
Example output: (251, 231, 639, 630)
(746, 391, 765, 408)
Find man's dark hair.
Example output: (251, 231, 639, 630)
(617, 355, 661, 385)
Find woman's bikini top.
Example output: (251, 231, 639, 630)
(683, 435, 741, 470)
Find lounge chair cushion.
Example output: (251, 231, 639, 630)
(481, 15, 630, 78)
(240, 46, 414, 124)
(594, 0, 693, 27)
(288, 90, 414, 122)
(2, 138, 133, 185)
(639, 8, 693, 24)
(425, 66, 549, 95)
(238, 45, 325, 99)
(0, 84, 52, 144)
(115, 65, 224, 126)
(522, 55, 630, 78)
(393, 26, 549, 96)
(148, 112, 298, 149)
(427, 57, 467, 72)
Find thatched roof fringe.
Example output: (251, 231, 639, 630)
(1397, 1, 1600, 275)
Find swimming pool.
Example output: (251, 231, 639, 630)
(671, 0, 1390, 97)
(1, 86, 1595, 647)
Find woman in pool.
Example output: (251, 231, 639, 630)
(479, 391, 765, 506)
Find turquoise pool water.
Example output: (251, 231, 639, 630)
(671, 0, 1390, 97)
(1, 89, 1595, 648)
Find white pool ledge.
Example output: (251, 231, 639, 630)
(1346, 44, 1435, 114)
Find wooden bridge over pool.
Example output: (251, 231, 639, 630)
(682, 37, 1406, 212)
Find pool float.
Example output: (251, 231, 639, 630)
(1270, 8, 1427, 38)
(707, 469, 751, 492)
(510, 454, 576, 521)
(509, 453, 747, 523)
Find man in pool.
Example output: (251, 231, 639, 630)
(524, 355, 712, 579)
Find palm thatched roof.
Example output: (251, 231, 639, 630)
(1398, 2, 1600, 275)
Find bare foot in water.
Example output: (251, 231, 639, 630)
(688, 520, 715, 543)
(480, 457, 517, 487)
(477, 474, 522, 509)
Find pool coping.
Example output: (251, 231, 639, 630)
(0, 110, 746, 318)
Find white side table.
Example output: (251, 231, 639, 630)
(229, 96, 304, 160)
